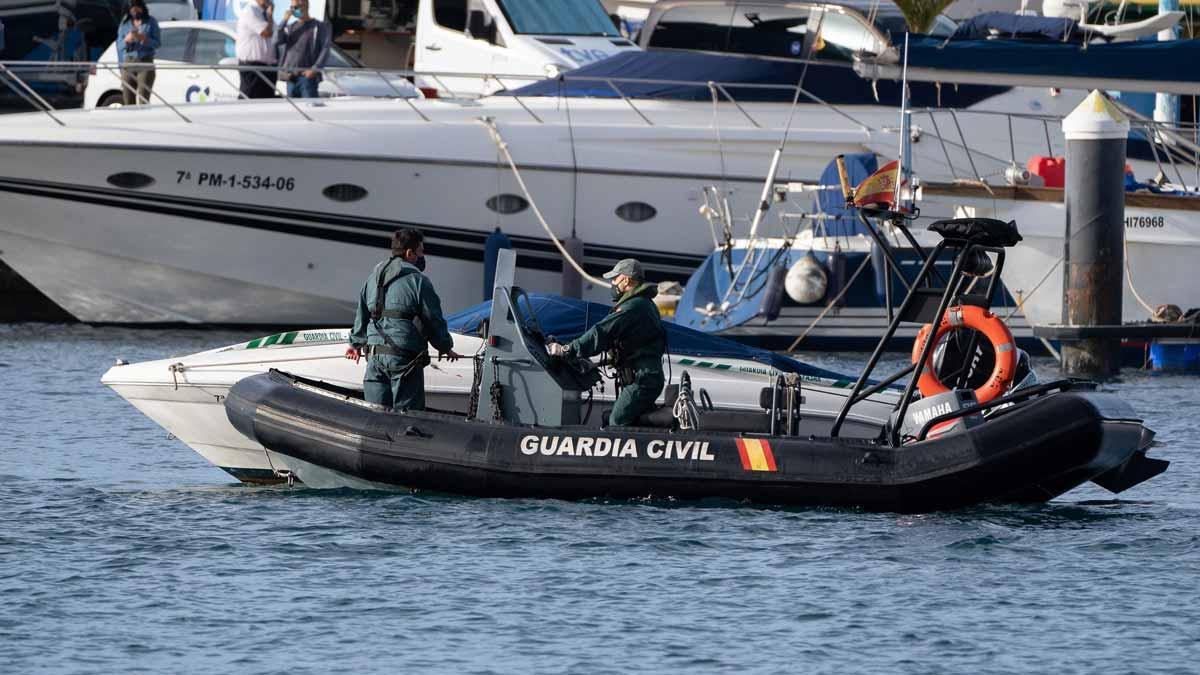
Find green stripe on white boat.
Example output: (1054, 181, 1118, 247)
(245, 329, 348, 349)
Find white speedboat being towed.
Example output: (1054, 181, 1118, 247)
(102, 295, 900, 483)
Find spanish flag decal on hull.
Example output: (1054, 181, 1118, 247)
(736, 438, 778, 472)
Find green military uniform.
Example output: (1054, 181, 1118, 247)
(567, 282, 667, 426)
(350, 257, 454, 410)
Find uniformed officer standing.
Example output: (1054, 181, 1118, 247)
(548, 259, 666, 426)
(345, 229, 460, 409)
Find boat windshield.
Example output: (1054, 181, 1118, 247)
(812, 8, 887, 59)
(728, 4, 817, 59)
(496, 0, 620, 36)
(644, 4, 956, 61)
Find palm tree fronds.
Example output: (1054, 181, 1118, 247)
(892, 0, 958, 34)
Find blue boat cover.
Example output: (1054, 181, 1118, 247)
(904, 34, 1200, 84)
(445, 293, 850, 381)
(501, 47, 1006, 109)
(815, 153, 878, 238)
(951, 12, 1079, 42)
(503, 50, 812, 102)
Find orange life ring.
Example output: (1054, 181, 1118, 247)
(911, 305, 1017, 404)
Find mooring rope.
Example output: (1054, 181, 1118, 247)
(168, 353, 350, 372)
(479, 117, 607, 287)
(1123, 227, 1160, 316)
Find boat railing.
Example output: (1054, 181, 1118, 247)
(908, 106, 1200, 188)
(4, 60, 1198, 185)
(0, 59, 875, 130)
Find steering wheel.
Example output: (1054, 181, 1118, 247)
(566, 355, 602, 390)
(509, 287, 551, 348)
(546, 337, 602, 390)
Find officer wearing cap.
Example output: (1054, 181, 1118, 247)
(345, 228, 460, 409)
(548, 258, 666, 426)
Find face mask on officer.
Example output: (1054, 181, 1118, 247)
(611, 274, 636, 301)
(401, 245, 426, 272)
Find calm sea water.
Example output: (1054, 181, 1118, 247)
(2, 323, 1198, 674)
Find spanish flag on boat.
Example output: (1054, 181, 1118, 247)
(853, 159, 905, 210)
(736, 438, 777, 472)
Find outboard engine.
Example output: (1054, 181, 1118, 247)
(933, 338, 1038, 394)
(894, 389, 984, 442)
(1011, 349, 1038, 390)
(932, 330, 992, 390)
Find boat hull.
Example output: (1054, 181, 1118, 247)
(102, 327, 896, 483)
(226, 370, 1153, 511)
(0, 100, 855, 324)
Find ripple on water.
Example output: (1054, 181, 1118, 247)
(0, 334, 1197, 673)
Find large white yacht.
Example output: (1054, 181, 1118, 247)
(2, 0, 1196, 325)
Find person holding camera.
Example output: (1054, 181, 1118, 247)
(116, 0, 161, 105)
(236, 0, 278, 99)
(276, 0, 331, 99)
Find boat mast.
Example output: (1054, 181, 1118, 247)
(1154, 0, 1181, 136)
(894, 32, 911, 212)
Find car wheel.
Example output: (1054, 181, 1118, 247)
(98, 91, 123, 108)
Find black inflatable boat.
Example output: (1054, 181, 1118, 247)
(225, 220, 1167, 511)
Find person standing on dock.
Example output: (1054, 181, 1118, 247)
(236, 0, 278, 99)
(116, 0, 160, 106)
(345, 229, 461, 410)
(549, 259, 667, 426)
(276, 0, 331, 99)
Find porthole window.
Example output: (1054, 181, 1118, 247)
(615, 201, 656, 223)
(486, 193, 529, 215)
(106, 172, 155, 189)
(323, 183, 368, 203)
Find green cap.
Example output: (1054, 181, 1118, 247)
(602, 258, 643, 281)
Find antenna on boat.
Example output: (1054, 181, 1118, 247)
(894, 32, 912, 213)
(714, 73, 809, 312)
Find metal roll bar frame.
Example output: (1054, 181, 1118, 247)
(829, 225, 1009, 447)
